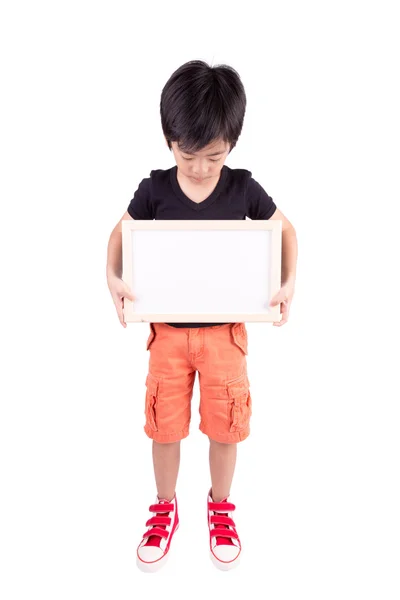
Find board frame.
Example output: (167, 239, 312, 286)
(122, 219, 282, 323)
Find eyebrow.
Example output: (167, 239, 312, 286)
(181, 150, 225, 157)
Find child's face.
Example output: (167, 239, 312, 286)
(170, 138, 230, 184)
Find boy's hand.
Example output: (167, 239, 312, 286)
(269, 279, 295, 327)
(107, 275, 136, 328)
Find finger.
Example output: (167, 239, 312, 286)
(118, 310, 125, 327)
(123, 285, 136, 302)
(121, 297, 127, 327)
(117, 299, 126, 327)
(274, 311, 288, 325)
(271, 302, 283, 324)
(273, 319, 287, 327)
(270, 290, 289, 307)
(270, 296, 282, 307)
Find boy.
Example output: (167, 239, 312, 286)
(106, 60, 297, 572)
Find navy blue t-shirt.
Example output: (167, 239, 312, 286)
(127, 165, 277, 328)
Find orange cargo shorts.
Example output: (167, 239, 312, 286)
(143, 322, 252, 444)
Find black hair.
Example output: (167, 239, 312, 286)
(160, 60, 246, 154)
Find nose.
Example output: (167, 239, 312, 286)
(192, 164, 209, 177)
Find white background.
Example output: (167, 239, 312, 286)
(1, 1, 399, 598)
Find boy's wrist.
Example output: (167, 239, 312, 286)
(282, 273, 296, 286)
(106, 268, 121, 281)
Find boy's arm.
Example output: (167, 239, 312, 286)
(106, 210, 133, 280)
(106, 211, 135, 327)
(270, 208, 297, 286)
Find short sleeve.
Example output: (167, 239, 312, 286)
(245, 176, 277, 220)
(127, 177, 153, 220)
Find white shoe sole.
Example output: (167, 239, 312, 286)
(210, 550, 241, 571)
(136, 524, 179, 573)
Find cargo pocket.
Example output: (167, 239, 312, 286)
(230, 323, 248, 355)
(146, 323, 157, 351)
(145, 372, 160, 431)
(226, 372, 252, 432)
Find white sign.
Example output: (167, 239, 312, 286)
(122, 220, 282, 323)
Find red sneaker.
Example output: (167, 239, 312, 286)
(207, 489, 241, 570)
(136, 494, 179, 572)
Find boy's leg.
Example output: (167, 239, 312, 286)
(209, 439, 237, 502)
(144, 323, 196, 497)
(198, 322, 250, 499)
(195, 323, 251, 569)
(152, 440, 181, 501)
(137, 323, 194, 571)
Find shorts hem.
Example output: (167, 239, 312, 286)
(144, 426, 189, 443)
(199, 423, 250, 443)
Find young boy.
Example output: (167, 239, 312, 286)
(106, 60, 297, 572)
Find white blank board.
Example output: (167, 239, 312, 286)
(122, 220, 282, 323)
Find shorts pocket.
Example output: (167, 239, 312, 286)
(145, 372, 160, 431)
(146, 323, 157, 351)
(226, 372, 252, 432)
(230, 323, 248, 355)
